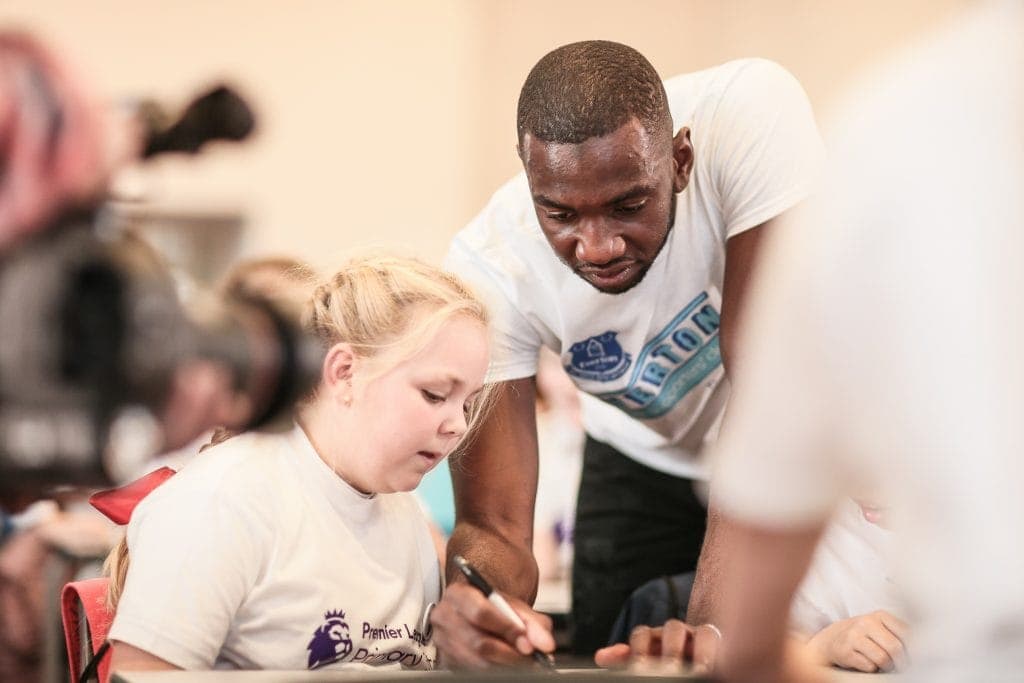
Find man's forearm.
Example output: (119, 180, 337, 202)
(446, 520, 539, 603)
(686, 505, 726, 625)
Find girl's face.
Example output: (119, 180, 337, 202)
(339, 315, 489, 494)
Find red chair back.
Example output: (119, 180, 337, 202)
(61, 577, 113, 683)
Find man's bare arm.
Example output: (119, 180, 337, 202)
(686, 503, 728, 625)
(717, 220, 775, 372)
(447, 376, 540, 601)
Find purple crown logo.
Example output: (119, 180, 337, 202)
(307, 608, 353, 669)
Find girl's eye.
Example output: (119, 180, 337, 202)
(421, 390, 445, 404)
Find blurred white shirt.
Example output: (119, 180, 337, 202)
(712, 1, 1024, 679)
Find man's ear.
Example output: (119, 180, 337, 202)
(322, 342, 355, 401)
(672, 127, 695, 194)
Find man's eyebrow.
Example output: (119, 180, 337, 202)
(605, 185, 656, 206)
(532, 194, 574, 211)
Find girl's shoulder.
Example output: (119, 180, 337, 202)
(134, 430, 299, 522)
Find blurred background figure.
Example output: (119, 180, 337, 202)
(0, 32, 114, 247)
(125, 254, 317, 475)
(0, 30, 318, 683)
(709, 2, 1024, 681)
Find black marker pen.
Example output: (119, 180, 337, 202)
(452, 554, 557, 670)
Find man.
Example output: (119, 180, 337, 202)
(431, 40, 823, 664)
(705, 2, 1024, 680)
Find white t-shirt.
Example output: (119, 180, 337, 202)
(712, 2, 1024, 678)
(446, 58, 823, 479)
(790, 499, 899, 636)
(109, 424, 440, 671)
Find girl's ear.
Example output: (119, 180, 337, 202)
(322, 343, 356, 402)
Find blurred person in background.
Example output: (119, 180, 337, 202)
(0, 32, 112, 249)
(0, 32, 131, 682)
(131, 254, 317, 473)
(0, 32, 259, 505)
(705, 2, 1024, 681)
(0, 31, 304, 680)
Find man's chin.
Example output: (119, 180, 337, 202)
(576, 265, 650, 294)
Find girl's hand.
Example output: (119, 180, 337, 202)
(806, 610, 908, 672)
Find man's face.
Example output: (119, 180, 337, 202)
(520, 118, 691, 294)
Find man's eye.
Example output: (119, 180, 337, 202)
(546, 212, 574, 223)
(616, 202, 645, 215)
(421, 390, 444, 404)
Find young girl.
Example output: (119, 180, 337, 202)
(104, 255, 492, 672)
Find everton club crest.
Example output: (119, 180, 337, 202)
(564, 331, 632, 382)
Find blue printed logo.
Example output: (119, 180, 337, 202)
(307, 609, 353, 669)
(593, 292, 723, 419)
(565, 331, 632, 382)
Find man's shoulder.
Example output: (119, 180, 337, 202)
(446, 172, 556, 285)
(452, 172, 534, 245)
(664, 58, 802, 122)
(665, 58, 795, 92)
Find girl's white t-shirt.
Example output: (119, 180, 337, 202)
(108, 424, 440, 671)
(790, 499, 900, 635)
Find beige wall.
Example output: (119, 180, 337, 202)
(1, 0, 969, 273)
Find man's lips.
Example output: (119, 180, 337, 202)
(578, 259, 637, 286)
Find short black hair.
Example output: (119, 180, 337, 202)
(517, 40, 671, 146)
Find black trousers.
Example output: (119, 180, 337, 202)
(570, 435, 708, 655)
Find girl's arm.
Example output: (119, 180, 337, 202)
(111, 641, 181, 671)
(803, 611, 908, 673)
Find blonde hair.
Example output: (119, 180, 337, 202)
(304, 254, 494, 436)
(103, 537, 130, 612)
(103, 254, 493, 612)
(219, 256, 317, 314)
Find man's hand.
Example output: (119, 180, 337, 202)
(429, 581, 555, 669)
(806, 610, 908, 672)
(594, 620, 721, 673)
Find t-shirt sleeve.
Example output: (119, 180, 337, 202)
(445, 231, 544, 383)
(706, 59, 825, 239)
(107, 481, 268, 669)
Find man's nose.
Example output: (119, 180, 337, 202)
(575, 219, 626, 265)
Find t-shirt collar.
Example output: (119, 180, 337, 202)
(287, 422, 378, 520)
